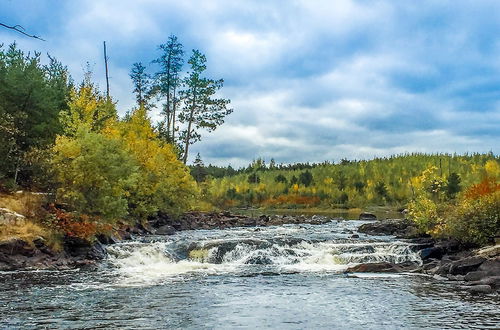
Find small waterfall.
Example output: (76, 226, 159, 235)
(106, 225, 422, 285)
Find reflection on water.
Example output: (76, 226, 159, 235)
(1, 220, 499, 329)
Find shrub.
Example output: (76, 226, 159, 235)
(52, 129, 138, 222)
(443, 179, 500, 245)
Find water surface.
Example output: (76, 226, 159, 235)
(1, 220, 498, 329)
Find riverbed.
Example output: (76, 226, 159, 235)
(1, 220, 499, 329)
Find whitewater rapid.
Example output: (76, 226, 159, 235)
(105, 220, 422, 286)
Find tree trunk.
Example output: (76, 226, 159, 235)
(182, 93, 196, 164)
(171, 86, 177, 143)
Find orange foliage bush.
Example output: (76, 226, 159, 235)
(45, 204, 112, 240)
(464, 177, 500, 200)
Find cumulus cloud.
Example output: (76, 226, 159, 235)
(2, 0, 499, 167)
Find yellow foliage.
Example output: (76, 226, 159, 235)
(324, 178, 333, 185)
(60, 83, 117, 135)
(107, 107, 197, 218)
(485, 160, 500, 179)
(292, 184, 299, 192)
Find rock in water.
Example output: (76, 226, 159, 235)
(419, 247, 444, 260)
(358, 219, 417, 237)
(464, 285, 493, 294)
(63, 237, 107, 260)
(359, 212, 377, 220)
(346, 262, 401, 273)
(448, 256, 486, 275)
(155, 225, 176, 235)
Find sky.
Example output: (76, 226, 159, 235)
(1, 0, 499, 167)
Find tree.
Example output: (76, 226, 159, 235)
(0, 43, 70, 187)
(191, 153, 208, 183)
(178, 49, 232, 164)
(60, 70, 117, 135)
(153, 35, 184, 143)
(130, 62, 152, 108)
(52, 129, 138, 222)
(275, 174, 287, 183)
(248, 173, 260, 184)
(109, 107, 197, 218)
(299, 170, 313, 187)
(446, 172, 461, 199)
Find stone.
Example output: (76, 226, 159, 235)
(63, 236, 107, 260)
(346, 262, 401, 273)
(359, 212, 377, 220)
(465, 276, 500, 289)
(0, 208, 26, 226)
(419, 247, 444, 260)
(464, 271, 488, 282)
(449, 256, 486, 275)
(464, 285, 493, 294)
(0, 238, 35, 257)
(478, 257, 500, 274)
(358, 219, 416, 237)
(155, 225, 176, 235)
(476, 244, 500, 258)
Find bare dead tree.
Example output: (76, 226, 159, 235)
(0, 23, 45, 41)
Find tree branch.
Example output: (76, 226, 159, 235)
(0, 23, 45, 41)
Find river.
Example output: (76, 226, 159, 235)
(1, 220, 499, 329)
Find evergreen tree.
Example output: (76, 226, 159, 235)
(153, 35, 184, 143)
(130, 62, 152, 108)
(446, 172, 461, 199)
(299, 170, 313, 187)
(248, 173, 260, 184)
(0, 43, 70, 187)
(178, 49, 232, 164)
(275, 174, 287, 183)
(191, 153, 208, 182)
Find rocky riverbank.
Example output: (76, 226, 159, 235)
(0, 236, 107, 271)
(0, 211, 335, 271)
(354, 218, 500, 294)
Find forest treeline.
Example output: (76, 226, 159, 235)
(193, 153, 499, 245)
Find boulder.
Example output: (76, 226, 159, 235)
(0, 208, 26, 226)
(465, 276, 500, 289)
(419, 247, 444, 260)
(476, 244, 500, 258)
(359, 212, 377, 220)
(448, 256, 486, 275)
(464, 285, 493, 294)
(0, 238, 35, 257)
(464, 271, 489, 282)
(63, 237, 107, 260)
(156, 225, 176, 235)
(358, 219, 417, 237)
(346, 262, 401, 273)
(478, 257, 500, 274)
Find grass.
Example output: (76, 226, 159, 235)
(0, 192, 61, 250)
(0, 192, 47, 217)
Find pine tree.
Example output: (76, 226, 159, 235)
(153, 35, 184, 143)
(191, 153, 208, 182)
(130, 62, 152, 108)
(178, 49, 232, 164)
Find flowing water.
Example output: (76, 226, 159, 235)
(1, 220, 499, 329)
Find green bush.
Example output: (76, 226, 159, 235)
(445, 190, 500, 246)
(52, 129, 138, 222)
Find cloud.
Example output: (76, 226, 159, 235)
(2, 0, 499, 167)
